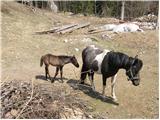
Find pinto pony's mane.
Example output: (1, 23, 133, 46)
(106, 52, 135, 70)
(101, 51, 143, 78)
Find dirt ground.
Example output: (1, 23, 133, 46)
(1, 1, 159, 118)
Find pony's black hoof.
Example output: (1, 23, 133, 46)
(79, 81, 84, 84)
(51, 80, 54, 83)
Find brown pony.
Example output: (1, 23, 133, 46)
(40, 54, 79, 83)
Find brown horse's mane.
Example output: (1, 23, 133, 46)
(58, 55, 72, 58)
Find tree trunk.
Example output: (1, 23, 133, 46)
(35, 1, 38, 8)
(156, 9, 159, 29)
(41, 1, 43, 9)
(121, 1, 125, 20)
(21, 0, 24, 4)
(49, 1, 58, 12)
(95, 0, 96, 16)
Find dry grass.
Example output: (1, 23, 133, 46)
(1, 1, 159, 119)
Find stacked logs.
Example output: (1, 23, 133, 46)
(35, 22, 90, 35)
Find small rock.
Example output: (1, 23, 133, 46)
(88, 114, 93, 118)
(10, 109, 18, 116)
(101, 34, 112, 40)
(75, 48, 79, 52)
(82, 38, 92, 42)
(27, 96, 30, 98)
(3, 98, 9, 104)
(87, 106, 94, 112)
(5, 112, 13, 118)
(113, 105, 117, 108)
(64, 39, 68, 43)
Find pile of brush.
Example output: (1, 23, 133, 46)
(1, 80, 93, 119)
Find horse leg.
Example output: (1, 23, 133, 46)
(111, 74, 117, 101)
(46, 65, 51, 80)
(51, 67, 59, 83)
(54, 67, 59, 78)
(88, 71, 95, 91)
(60, 66, 63, 83)
(45, 65, 48, 79)
(80, 63, 88, 84)
(102, 75, 107, 96)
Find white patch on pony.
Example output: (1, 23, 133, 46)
(90, 45, 99, 50)
(94, 49, 110, 74)
(90, 45, 95, 47)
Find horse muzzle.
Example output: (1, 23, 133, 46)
(128, 77, 140, 86)
(132, 81, 139, 86)
(131, 78, 140, 86)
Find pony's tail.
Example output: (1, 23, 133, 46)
(40, 56, 44, 67)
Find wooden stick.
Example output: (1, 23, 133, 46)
(1, 76, 10, 85)
(16, 79, 34, 119)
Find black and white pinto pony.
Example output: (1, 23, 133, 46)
(80, 45, 143, 101)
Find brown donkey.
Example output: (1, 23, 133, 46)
(40, 54, 79, 83)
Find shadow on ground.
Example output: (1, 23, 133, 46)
(67, 79, 119, 106)
(35, 75, 68, 83)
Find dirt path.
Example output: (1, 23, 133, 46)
(1, 2, 159, 118)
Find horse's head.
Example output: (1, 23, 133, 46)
(71, 55, 79, 68)
(126, 55, 143, 86)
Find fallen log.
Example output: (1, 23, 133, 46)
(88, 29, 107, 34)
(35, 27, 60, 34)
(55, 23, 78, 33)
(35, 24, 77, 35)
(59, 22, 90, 34)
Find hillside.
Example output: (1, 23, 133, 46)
(1, 1, 159, 118)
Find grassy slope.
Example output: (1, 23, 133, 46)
(1, 1, 159, 118)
